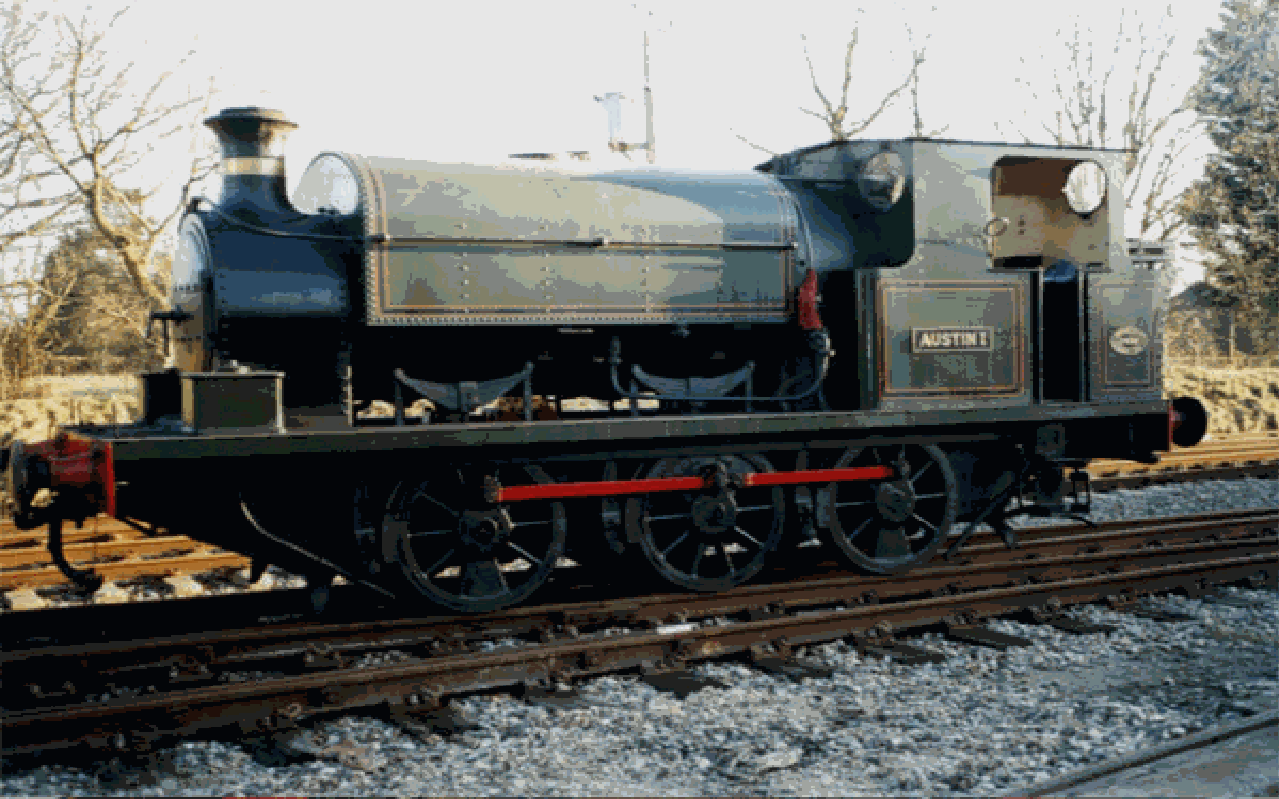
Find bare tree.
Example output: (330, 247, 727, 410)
(43, 218, 169, 371)
(799, 30, 924, 142)
(0, 6, 78, 251)
(0, 1, 216, 310)
(734, 27, 925, 156)
(905, 26, 947, 139)
(0, 204, 170, 397)
(0, 242, 82, 395)
(1009, 9, 1198, 241)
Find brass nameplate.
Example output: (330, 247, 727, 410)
(911, 327, 994, 352)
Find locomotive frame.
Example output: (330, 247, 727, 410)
(4, 107, 1208, 613)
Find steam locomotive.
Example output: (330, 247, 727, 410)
(4, 107, 1207, 612)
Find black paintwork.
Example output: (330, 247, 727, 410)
(20, 110, 1195, 603)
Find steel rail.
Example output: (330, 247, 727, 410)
(0, 534, 234, 571)
(1, 497, 1271, 596)
(4, 510, 1273, 680)
(7, 531, 1271, 692)
(1091, 450, 1279, 474)
(1087, 462, 1277, 492)
(0, 550, 250, 591)
(1009, 710, 1279, 797)
(2, 529, 1274, 760)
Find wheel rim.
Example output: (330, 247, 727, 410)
(382, 464, 565, 612)
(628, 455, 784, 592)
(816, 444, 957, 574)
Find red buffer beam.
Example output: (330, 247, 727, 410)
(491, 465, 895, 503)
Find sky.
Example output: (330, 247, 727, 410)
(15, 0, 1230, 287)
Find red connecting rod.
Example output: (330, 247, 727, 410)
(490, 465, 895, 503)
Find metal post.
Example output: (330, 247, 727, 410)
(523, 373, 533, 422)
(643, 31, 655, 164)
(1228, 308, 1237, 366)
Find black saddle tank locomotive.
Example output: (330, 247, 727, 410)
(5, 107, 1208, 613)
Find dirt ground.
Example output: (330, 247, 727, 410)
(1, 368, 1275, 446)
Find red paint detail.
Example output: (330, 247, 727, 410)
(25, 433, 114, 514)
(496, 475, 705, 502)
(797, 268, 822, 331)
(1168, 404, 1180, 449)
(493, 465, 895, 502)
(27, 437, 94, 489)
(101, 442, 116, 517)
(740, 466, 894, 487)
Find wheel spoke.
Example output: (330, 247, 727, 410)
(835, 500, 875, 508)
(910, 462, 934, 486)
(689, 545, 704, 576)
(506, 540, 544, 566)
(735, 503, 775, 513)
(510, 519, 553, 527)
(661, 532, 689, 558)
(411, 491, 459, 518)
(911, 513, 938, 533)
(424, 548, 456, 576)
(649, 512, 694, 522)
(407, 528, 453, 538)
(914, 492, 947, 500)
(461, 559, 507, 597)
(732, 525, 763, 548)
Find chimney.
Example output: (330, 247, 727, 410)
(204, 107, 297, 213)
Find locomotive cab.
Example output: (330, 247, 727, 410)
(990, 154, 1103, 405)
(761, 140, 1167, 416)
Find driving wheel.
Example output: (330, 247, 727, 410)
(381, 464, 566, 612)
(627, 454, 784, 592)
(816, 444, 957, 574)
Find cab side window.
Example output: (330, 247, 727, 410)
(991, 157, 1109, 272)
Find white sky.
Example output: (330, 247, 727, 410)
(23, 0, 1229, 287)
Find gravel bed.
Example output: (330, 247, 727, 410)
(1, 477, 1276, 796)
(996, 473, 1278, 530)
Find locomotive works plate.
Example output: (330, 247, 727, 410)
(1109, 325, 1150, 355)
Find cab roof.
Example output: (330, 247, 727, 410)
(755, 137, 1133, 173)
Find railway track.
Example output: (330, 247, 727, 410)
(1010, 710, 1279, 797)
(1086, 433, 1277, 490)
(0, 435, 1274, 596)
(3, 508, 1274, 768)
